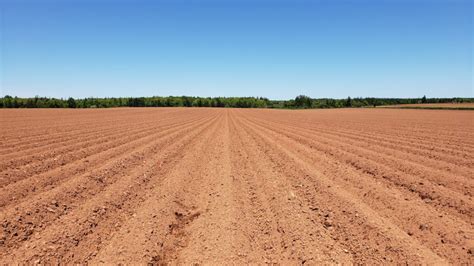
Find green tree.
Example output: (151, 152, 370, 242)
(3, 95, 13, 108)
(345, 96, 352, 107)
(295, 95, 312, 108)
(67, 97, 77, 108)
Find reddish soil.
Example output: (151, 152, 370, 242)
(0, 108, 473, 264)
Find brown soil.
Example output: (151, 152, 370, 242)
(0, 108, 473, 264)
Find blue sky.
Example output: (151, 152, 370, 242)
(0, 0, 472, 99)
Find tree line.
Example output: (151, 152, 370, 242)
(1, 95, 472, 109)
(285, 95, 473, 109)
(0, 95, 270, 108)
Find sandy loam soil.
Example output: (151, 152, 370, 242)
(0, 107, 473, 264)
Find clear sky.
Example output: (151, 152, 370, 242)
(0, 0, 472, 99)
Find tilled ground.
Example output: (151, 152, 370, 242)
(0, 108, 473, 264)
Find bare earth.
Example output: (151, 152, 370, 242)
(0, 108, 473, 264)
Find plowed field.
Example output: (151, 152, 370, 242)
(1, 108, 473, 264)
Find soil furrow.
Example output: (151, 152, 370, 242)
(87, 113, 226, 264)
(241, 113, 474, 220)
(251, 109, 474, 155)
(237, 112, 472, 263)
(235, 113, 448, 264)
(1, 108, 471, 264)
(0, 109, 193, 156)
(0, 114, 212, 197)
(0, 109, 183, 150)
(0, 111, 208, 178)
(0, 114, 220, 258)
(246, 110, 474, 167)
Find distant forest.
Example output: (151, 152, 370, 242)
(1, 95, 473, 109)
